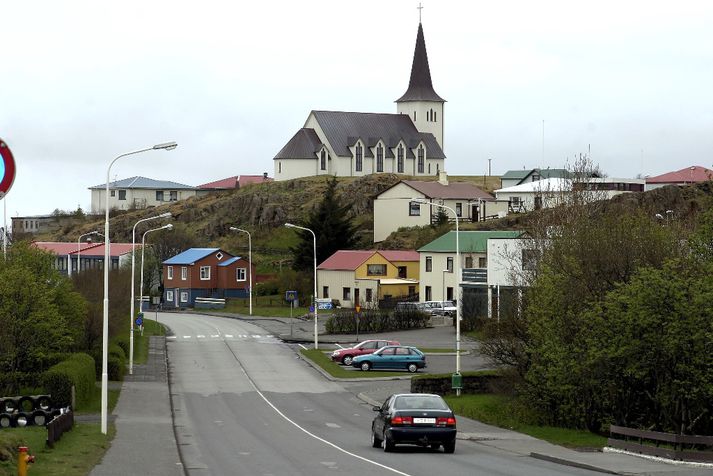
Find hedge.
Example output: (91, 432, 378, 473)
(325, 308, 430, 334)
(41, 353, 96, 408)
(411, 370, 503, 395)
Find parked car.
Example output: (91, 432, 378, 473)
(394, 302, 429, 313)
(351, 345, 426, 373)
(422, 300, 457, 316)
(371, 393, 457, 453)
(330, 339, 399, 366)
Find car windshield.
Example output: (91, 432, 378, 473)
(393, 395, 449, 410)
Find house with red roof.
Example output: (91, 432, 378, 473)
(645, 166, 713, 191)
(33, 241, 135, 276)
(317, 249, 420, 308)
(373, 173, 507, 242)
(196, 173, 273, 196)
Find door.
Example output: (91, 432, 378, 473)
(354, 288, 360, 306)
(471, 203, 479, 222)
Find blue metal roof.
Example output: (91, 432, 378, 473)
(163, 248, 220, 265)
(218, 256, 241, 267)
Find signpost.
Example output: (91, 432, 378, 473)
(285, 291, 298, 335)
(135, 313, 144, 327)
(355, 305, 361, 342)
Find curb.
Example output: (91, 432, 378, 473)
(297, 351, 413, 383)
(529, 453, 620, 475)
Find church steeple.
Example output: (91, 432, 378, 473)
(396, 22, 444, 103)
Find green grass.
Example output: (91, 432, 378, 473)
(131, 318, 166, 365)
(301, 349, 416, 379)
(76, 388, 120, 415)
(218, 302, 311, 318)
(0, 423, 115, 476)
(444, 394, 607, 449)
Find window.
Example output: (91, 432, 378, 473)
(355, 143, 363, 171)
(465, 256, 473, 268)
(397, 266, 407, 279)
(200, 266, 210, 280)
(367, 264, 387, 276)
(425, 256, 432, 272)
(446, 257, 453, 272)
(343, 287, 351, 301)
(479, 257, 487, 268)
(434, 110, 437, 121)
(118, 190, 126, 200)
(180, 292, 189, 303)
(170, 191, 178, 201)
(279, 162, 282, 173)
(413, 111, 417, 122)
(409, 201, 420, 216)
(417, 146, 424, 173)
(323, 286, 329, 298)
(397, 146, 404, 173)
(167, 266, 173, 279)
(216, 252, 224, 260)
(156, 191, 164, 201)
(376, 145, 383, 172)
(110, 190, 115, 197)
(510, 196, 521, 208)
(181, 267, 187, 280)
(446, 287, 453, 301)
(455, 202, 462, 217)
(320, 150, 326, 171)
(236, 268, 246, 281)
(522, 249, 539, 271)
(365, 288, 373, 302)
(425, 286, 432, 301)
(166, 290, 174, 302)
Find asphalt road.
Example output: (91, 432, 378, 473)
(161, 311, 604, 476)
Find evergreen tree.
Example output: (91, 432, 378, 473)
(290, 177, 359, 272)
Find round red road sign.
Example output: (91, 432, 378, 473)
(0, 139, 16, 198)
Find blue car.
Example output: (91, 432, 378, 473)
(352, 345, 427, 373)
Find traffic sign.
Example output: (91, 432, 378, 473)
(317, 301, 332, 310)
(285, 290, 298, 302)
(0, 139, 16, 198)
(135, 316, 143, 326)
(309, 305, 315, 313)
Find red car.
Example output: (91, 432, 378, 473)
(330, 339, 400, 366)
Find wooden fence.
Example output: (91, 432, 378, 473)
(608, 425, 713, 463)
(46, 409, 74, 447)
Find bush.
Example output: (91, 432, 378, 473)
(108, 355, 126, 381)
(41, 353, 96, 408)
(325, 308, 429, 334)
(115, 337, 130, 357)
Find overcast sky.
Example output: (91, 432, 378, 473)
(2, 0, 712, 218)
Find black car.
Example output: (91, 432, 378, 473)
(371, 393, 457, 453)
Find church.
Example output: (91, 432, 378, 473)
(273, 21, 446, 181)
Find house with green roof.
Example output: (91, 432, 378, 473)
(417, 230, 523, 302)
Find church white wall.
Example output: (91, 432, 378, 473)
(397, 102, 444, 149)
(274, 159, 318, 181)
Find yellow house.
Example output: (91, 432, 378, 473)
(317, 250, 420, 308)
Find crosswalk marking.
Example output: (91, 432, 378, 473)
(170, 334, 280, 343)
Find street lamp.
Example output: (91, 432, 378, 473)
(229, 227, 252, 316)
(101, 141, 176, 434)
(139, 223, 173, 330)
(74, 230, 103, 276)
(284, 222, 318, 349)
(412, 198, 462, 395)
(129, 212, 171, 375)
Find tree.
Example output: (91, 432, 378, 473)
(290, 177, 359, 272)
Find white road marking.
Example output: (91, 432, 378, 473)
(167, 336, 176, 340)
(211, 335, 220, 338)
(225, 334, 234, 338)
(251, 335, 261, 338)
(197, 335, 205, 338)
(325, 422, 341, 428)
(298, 344, 308, 350)
(183, 336, 191, 339)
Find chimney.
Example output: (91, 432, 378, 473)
(263, 172, 268, 179)
(438, 170, 448, 186)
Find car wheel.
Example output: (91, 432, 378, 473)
(371, 430, 382, 448)
(407, 363, 418, 373)
(383, 433, 395, 452)
(342, 355, 353, 366)
(443, 440, 456, 454)
(430, 443, 440, 450)
(360, 361, 371, 371)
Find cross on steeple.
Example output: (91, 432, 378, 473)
(418, 2, 423, 23)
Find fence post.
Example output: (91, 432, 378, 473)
(71, 386, 76, 410)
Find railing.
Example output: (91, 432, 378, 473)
(608, 425, 713, 463)
(462, 268, 487, 283)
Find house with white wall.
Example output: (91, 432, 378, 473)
(89, 176, 196, 213)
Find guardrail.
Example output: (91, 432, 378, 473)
(194, 297, 226, 309)
(608, 425, 713, 463)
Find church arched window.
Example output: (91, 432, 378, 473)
(417, 146, 425, 174)
(434, 110, 437, 122)
(320, 150, 326, 171)
(397, 145, 404, 173)
(376, 144, 384, 172)
(356, 143, 363, 172)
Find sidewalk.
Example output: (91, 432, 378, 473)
(89, 336, 184, 476)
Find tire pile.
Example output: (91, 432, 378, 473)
(0, 395, 60, 428)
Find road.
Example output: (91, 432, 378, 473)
(161, 311, 604, 476)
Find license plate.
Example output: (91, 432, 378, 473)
(413, 417, 436, 424)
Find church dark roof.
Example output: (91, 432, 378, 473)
(274, 128, 323, 159)
(396, 23, 444, 103)
(311, 110, 445, 159)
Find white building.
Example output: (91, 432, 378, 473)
(89, 176, 196, 213)
(273, 21, 446, 180)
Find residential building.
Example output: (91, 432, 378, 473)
(645, 166, 713, 191)
(273, 21, 446, 181)
(162, 248, 254, 308)
(195, 173, 273, 196)
(89, 176, 196, 213)
(11, 214, 81, 236)
(484, 237, 538, 320)
(417, 230, 524, 303)
(32, 241, 134, 276)
(317, 250, 420, 308)
(373, 172, 504, 242)
(499, 168, 571, 189)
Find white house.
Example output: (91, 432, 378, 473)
(373, 172, 503, 242)
(273, 21, 446, 181)
(89, 176, 196, 213)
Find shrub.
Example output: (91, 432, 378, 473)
(115, 337, 130, 357)
(41, 353, 96, 408)
(108, 355, 126, 381)
(325, 308, 429, 334)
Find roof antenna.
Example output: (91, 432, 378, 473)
(418, 2, 423, 23)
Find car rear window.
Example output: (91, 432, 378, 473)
(394, 395, 449, 410)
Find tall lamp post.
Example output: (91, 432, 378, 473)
(139, 223, 173, 329)
(130, 212, 172, 375)
(74, 230, 103, 276)
(284, 223, 318, 349)
(229, 227, 252, 315)
(412, 198, 462, 395)
(101, 141, 177, 434)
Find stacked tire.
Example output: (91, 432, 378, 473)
(0, 395, 54, 428)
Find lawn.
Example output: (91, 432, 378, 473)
(130, 318, 166, 365)
(301, 349, 415, 379)
(219, 299, 311, 318)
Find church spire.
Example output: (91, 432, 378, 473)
(396, 22, 444, 103)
